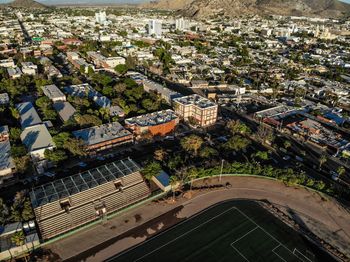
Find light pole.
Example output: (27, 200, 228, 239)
(220, 159, 224, 182)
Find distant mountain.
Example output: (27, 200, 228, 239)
(2, 0, 47, 8)
(145, 0, 350, 18)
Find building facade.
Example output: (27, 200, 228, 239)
(173, 94, 218, 127)
(125, 110, 179, 138)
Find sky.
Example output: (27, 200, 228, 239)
(0, 0, 350, 4)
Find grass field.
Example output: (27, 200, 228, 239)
(107, 200, 336, 262)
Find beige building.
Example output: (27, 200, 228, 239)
(173, 94, 218, 127)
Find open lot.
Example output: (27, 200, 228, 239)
(108, 200, 335, 262)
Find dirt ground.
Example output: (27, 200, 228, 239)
(45, 176, 350, 262)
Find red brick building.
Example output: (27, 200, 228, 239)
(125, 110, 179, 138)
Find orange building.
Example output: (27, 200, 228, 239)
(125, 110, 179, 138)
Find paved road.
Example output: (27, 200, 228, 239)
(46, 176, 350, 261)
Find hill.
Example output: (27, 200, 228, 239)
(3, 0, 47, 9)
(144, 0, 350, 18)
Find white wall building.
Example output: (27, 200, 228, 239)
(175, 17, 189, 31)
(148, 20, 162, 37)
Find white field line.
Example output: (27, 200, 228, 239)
(134, 207, 237, 262)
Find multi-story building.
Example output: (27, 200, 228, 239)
(72, 122, 133, 153)
(175, 17, 189, 31)
(95, 11, 107, 24)
(125, 110, 179, 138)
(30, 158, 150, 240)
(148, 20, 162, 37)
(173, 94, 218, 127)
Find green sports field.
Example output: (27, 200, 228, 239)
(107, 200, 336, 262)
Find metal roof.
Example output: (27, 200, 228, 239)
(30, 158, 140, 208)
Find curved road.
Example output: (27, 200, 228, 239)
(47, 176, 350, 261)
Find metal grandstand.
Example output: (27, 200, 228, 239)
(30, 158, 140, 208)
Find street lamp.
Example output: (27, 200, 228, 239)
(219, 159, 224, 182)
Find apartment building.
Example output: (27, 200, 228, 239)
(173, 94, 218, 127)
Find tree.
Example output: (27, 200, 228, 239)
(154, 148, 167, 162)
(199, 146, 218, 159)
(186, 167, 198, 191)
(226, 120, 251, 135)
(53, 132, 70, 148)
(13, 156, 31, 174)
(114, 64, 128, 75)
(35, 96, 51, 109)
(11, 145, 27, 157)
(44, 149, 67, 164)
(0, 198, 9, 225)
(254, 151, 269, 161)
(337, 166, 346, 177)
(319, 154, 327, 169)
(142, 161, 161, 181)
(11, 231, 25, 246)
(63, 138, 86, 156)
(74, 114, 102, 127)
(21, 199, 34, 221)
(224, 135, 251, 152)
(10, 107, 20, 120)
(9, 127, 21, 141)
(169, 176, 179, 201)
(180, 135, 204, 156)
(284, 140, 292, 149)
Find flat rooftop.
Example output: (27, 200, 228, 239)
(72, 122, 132, 146)
(173, 94, 217, 109)
(42, 84, 65, 100)
(125, 110, 178, 127)
(30, 158, 140, 208)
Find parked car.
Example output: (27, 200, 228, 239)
(330, 171, 340, 181)
(78, 162, 87, 167)
(283, 155, 291, 161)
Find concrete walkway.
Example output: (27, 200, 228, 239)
(46, 176, 350, 261)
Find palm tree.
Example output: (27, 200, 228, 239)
(284, 140, 292, 150)
(337, 166, 346, 178)
(11, 231, 25, 246)
(169, 176, 179, 202)
(187, 168, 198, 191)
(319, 154, 327, 169)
